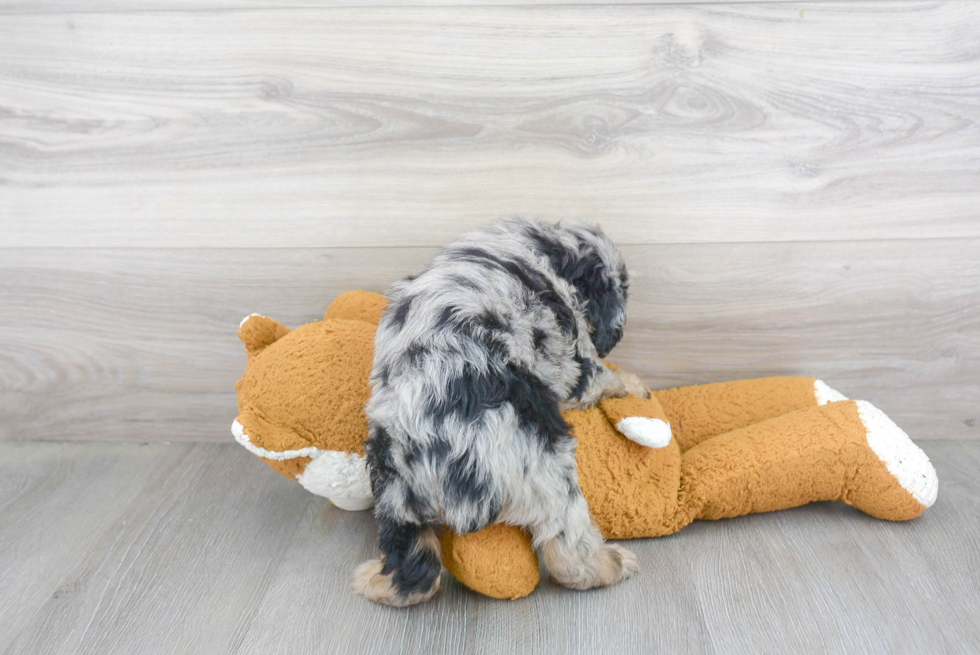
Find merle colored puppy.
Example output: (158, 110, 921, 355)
(352, 217, 648, 606)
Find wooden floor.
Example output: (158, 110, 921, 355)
(1, 440, 977, 655)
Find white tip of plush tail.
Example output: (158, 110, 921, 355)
(616, 417, 672, 449)
(856, 400, 938, 508)
(814, 379, 848, 404)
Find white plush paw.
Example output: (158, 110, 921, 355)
(616, 417, 672, 449)
(856, 400, 938, 508)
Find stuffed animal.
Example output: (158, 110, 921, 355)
(233, 291, 938, 600)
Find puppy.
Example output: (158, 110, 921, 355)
(352, 217, 648, 606)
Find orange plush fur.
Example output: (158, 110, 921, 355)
(234, 291, 938, 600)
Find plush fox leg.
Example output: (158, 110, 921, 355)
(654, 377, 847, 452)
(671, 400, 938, 531)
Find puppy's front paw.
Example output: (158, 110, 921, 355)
(617, 371, 651, 398)
(596, 543, 640, 587)
(351, 559, 441, 607)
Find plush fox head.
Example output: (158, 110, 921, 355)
(232, 291, 388, 510)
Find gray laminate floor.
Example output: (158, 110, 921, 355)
(1, 441, 978, 655)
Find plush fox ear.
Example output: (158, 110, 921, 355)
(238, 314, 291, 358)
(324, 290, 388, 325)
(599, 392, 673, 449)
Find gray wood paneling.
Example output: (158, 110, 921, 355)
(2, 441, 978, 654)
(2, 2, 978, 247)
(847, 444, 980, 654)
(0, 0, 830, 13)
(0, 442, 186, 649)
(1, 240, 976, 443)
(0, 443, 314, 655)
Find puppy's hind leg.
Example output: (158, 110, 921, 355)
(352, 517, 443, 607)
(541, 495, 639, 590)
(517, 449, 639, 590)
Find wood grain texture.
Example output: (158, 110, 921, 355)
(0, 443, 185, 650)
(2, 2, 979, 247)
(2, 441, 978, 654)
(867, 442, 980, 654)
(1, 443, 314, 655)
(1, 240, 976, 443)
(0, 0, 827, 11)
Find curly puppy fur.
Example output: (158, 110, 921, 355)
(354, 217, 645, 606)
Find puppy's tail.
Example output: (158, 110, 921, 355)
(352, 520, 443, 607)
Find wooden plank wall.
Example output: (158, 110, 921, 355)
(1, 1, 978, 441)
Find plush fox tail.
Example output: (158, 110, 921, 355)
(675, 400, 937, 529)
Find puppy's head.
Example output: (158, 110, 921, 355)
(518, 218, 629, 358)
(562, 222, 629, 358)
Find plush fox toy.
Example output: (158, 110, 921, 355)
(234, 291, 938, 600)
